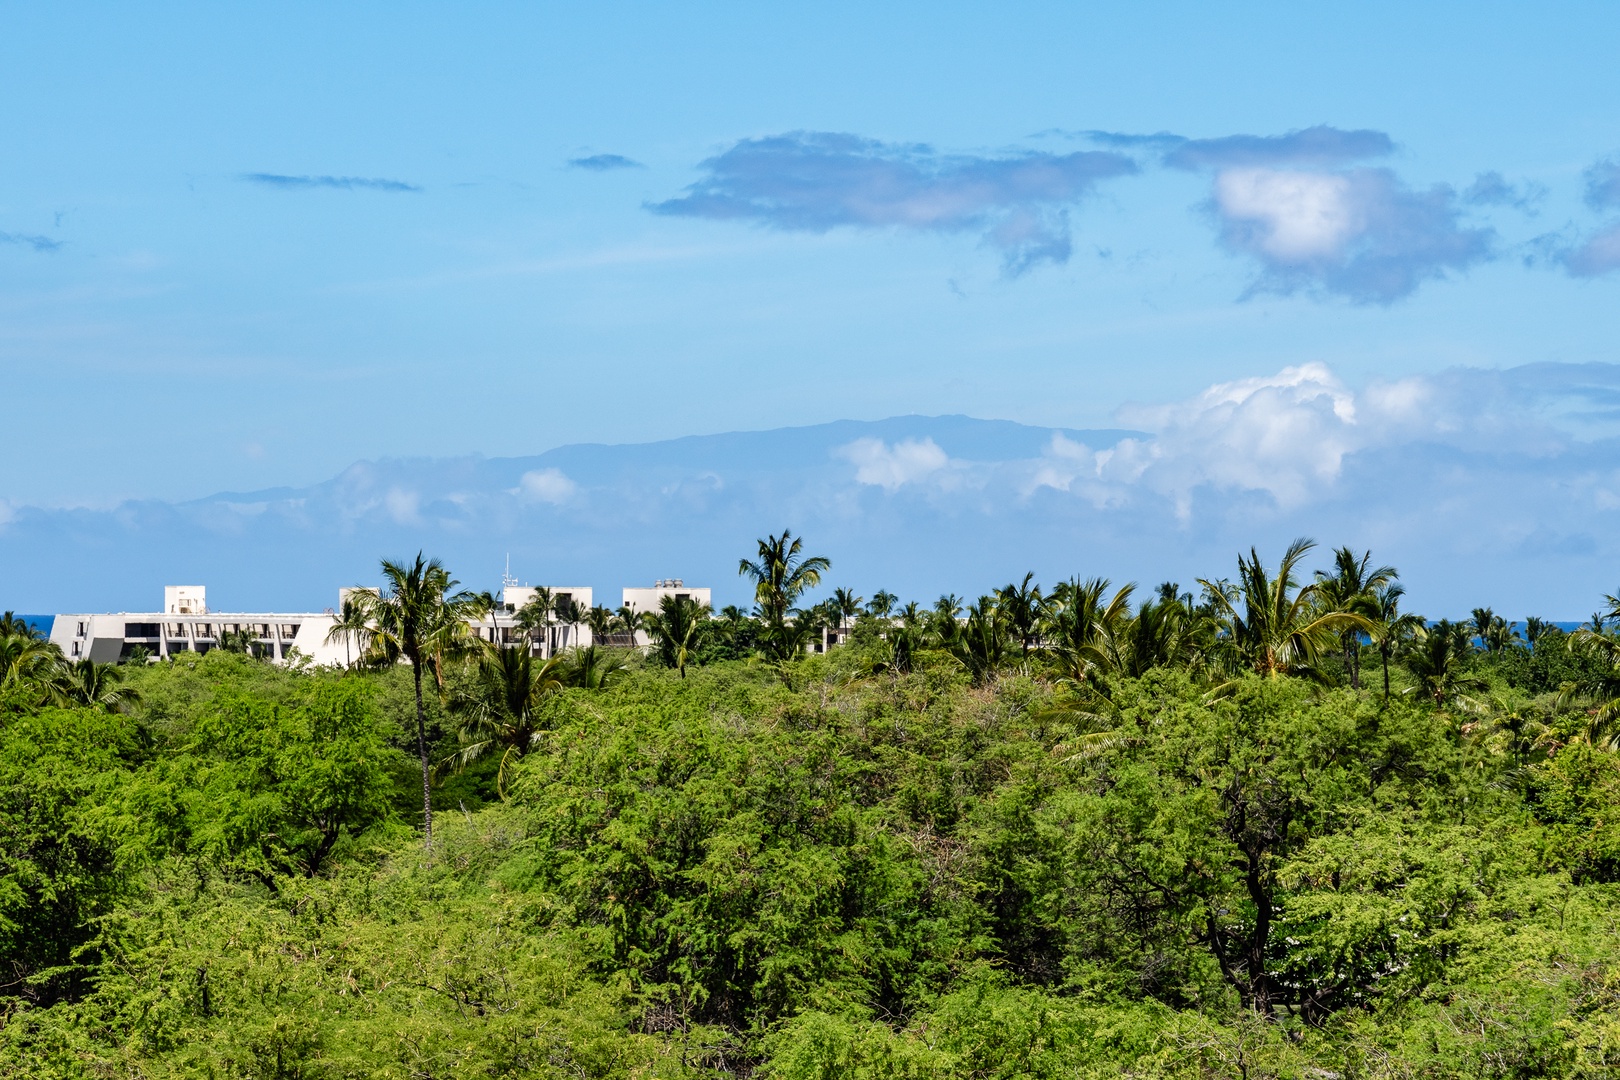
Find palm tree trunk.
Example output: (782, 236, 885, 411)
(1381, 647, 1391, 703)
(413, 660, 433, 845)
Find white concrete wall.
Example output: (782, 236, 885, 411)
(621, 584, 712, 613)
(51, 611, 344, 666)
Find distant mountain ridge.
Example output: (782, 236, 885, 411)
(10, 368, 1620, 619)
(4, 416, 1144, 613)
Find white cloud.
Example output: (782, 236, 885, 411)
(1215, 169, 1356, 261)
(383, 487, 421, 525)
(838, 437, 950, 491)
(513, 468, 577, 504)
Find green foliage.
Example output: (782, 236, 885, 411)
(0, 707, 145, 1003)
(8, 621, 1620, 1076)
(172, 680, 400, 880)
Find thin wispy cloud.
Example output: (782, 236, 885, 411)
(1463, 171, 1544, 212)
(1552, 156, 1620, 276)
(569, 154, 644, 171)
(0, 231, 63, 252)
(650, 131, 1138, 275)
(1562, 223, 1620, 277)
(241, 173, 422, 193)
(1584, 158, 1620, 210)
(1159, 126, 1395, 170)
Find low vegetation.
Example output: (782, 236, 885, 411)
(5, 536, 1620, 1078)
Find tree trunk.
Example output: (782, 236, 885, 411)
(413, 660, 433, 845)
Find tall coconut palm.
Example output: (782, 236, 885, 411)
(324, 593, 373, 668)
(996, 572, 1044, 656)
(614, 604, 646, 645)
(831, 588, 864, 629)
(553, 595, 586, 652)
(516, 588, 555, 655)
(739, 530, 829, 661)
(1313, 548, 1397, 689)
(51, 658, 141, 713)
(1367, 583, 1424, 702)
(1524, 617, 1551, 649)
(739, 530, 830, 624)
(448, 646, 565, 795)
(352, 553, 486, 844)
(866, 590, 898, 618)
(586, 605, 615, 641)
(645, 593, 710, 677)
(1199, 538, 1372, 681)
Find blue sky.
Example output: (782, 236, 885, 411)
(4, 2, 1620, 612)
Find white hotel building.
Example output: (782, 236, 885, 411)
(50, 579, 713, 666)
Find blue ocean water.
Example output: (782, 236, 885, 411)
(13, 614, 53, 635)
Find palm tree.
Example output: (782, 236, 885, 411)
(996, 572, 1044, 656)
(448, 646, 565, 795)
(1469, 607, 1496, 652)
(644, 593, 710, 677)
(0, 624, 64, 705)
(1367, 584, 1424, 702)
(351, 553, 487, 845)
(1198, 539, 1371, 680)
(866, 590, 898, 618)
(0, 612, 42, 640)
(51, 658, 141, 713)
(1313, 548, 1396, 689)
(516, 587, 555, 655)
(739, 530, 830, 661)
(1557, 630, 1620, 748)
(1046, 577, 1135, 684)
(831, 588, 864, 629)
(1524, 617, 1551, 649)
(950, 596, 1009, 686)
(613, 604, 645, 644)
(563, 644, 630, 690)
(586, 605, 615, 641)
(324, 593, 372, 668)
(553, 595, 586, 652)
(1405, 620, 1488, 709)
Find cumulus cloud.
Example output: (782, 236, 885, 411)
(512, 468, 577, 504)
(0, 231, 62, 252)
(569, 154, 643, 171)
(1210, 166, 1492, 302)
(1115, 364, 1394, 518)
(837, 437, 950, 491)
(1088, 125, 1494, 303)
(650, 131, 1137, 274)
(241, 173, 421, 193)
